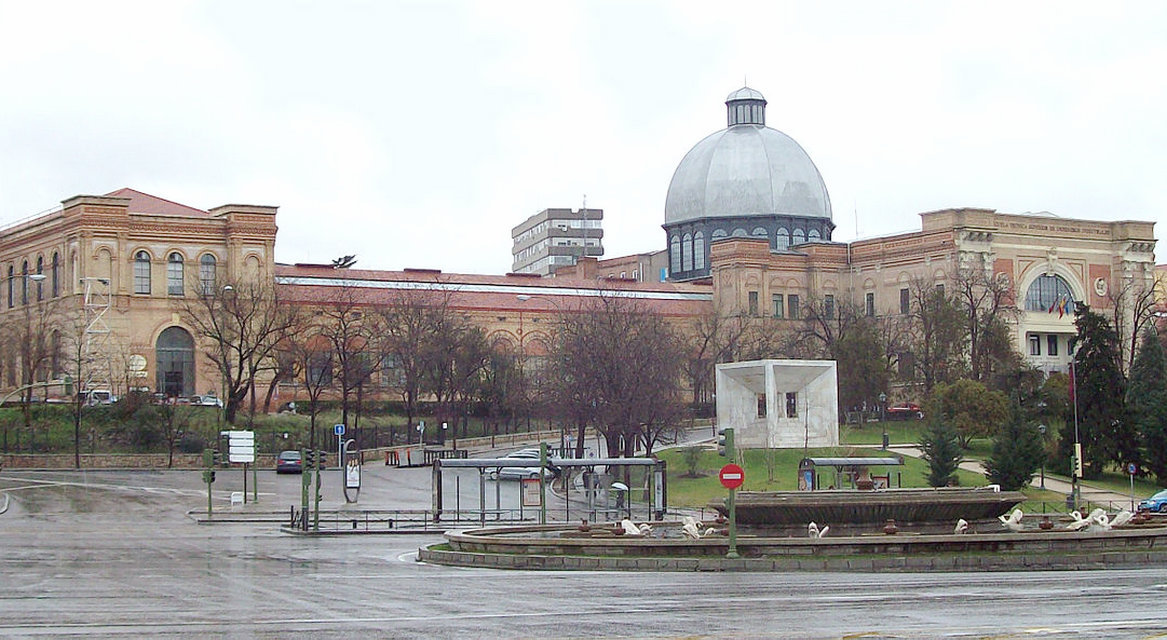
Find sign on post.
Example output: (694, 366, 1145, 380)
(334, 424, 345, 437)
(225, 430, 255, 464)
(719, 463, 744, 490)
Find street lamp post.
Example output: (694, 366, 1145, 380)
(878, 392, 887, 449)
(1038, 423, 1047, 489)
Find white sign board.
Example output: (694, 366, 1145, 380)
(226, 430, 255, 463)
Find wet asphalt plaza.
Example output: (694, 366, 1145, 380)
(3, 465, 1167, 639)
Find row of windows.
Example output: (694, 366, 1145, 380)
(746, 292, 803, 319)
(755, 392, 800, 419)
(133, 251, 217, 296)
(1028, 334, 1063, 357)
(669, 233, 707, 273)
(669, 225, 827, 274)
(5, 253, 61, 308)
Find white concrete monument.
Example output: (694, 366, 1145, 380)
(715, 360, 839, 449)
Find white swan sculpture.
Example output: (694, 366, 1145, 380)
(998, 509, 1024, 532)
(1066, 511, 1091, 531)
(620, 519, 651, 536)
(954, 518, 970, 534)
(1110, 510, 1134, 528)
(807, 521, 829, 538)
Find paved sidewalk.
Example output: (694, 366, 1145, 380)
(888, 445, 1140, 510)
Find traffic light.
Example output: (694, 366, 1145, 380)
(202, 469, 216, 484)
(717, 427, 735, 458)
(305, 449, 317, 468)
(212, 449, 223, 467)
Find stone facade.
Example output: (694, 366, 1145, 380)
(711, 208, 1157, 376)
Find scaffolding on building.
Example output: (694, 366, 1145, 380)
(80, 277, 114, 396)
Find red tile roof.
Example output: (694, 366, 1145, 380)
(274, 264, 713, 318)
(105, 188, 209, 217)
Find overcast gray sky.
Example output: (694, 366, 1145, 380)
(2, 1, 1164, 274)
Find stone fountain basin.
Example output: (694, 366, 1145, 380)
(710, 488, 1026, 526)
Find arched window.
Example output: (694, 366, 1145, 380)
(35, 256, 43, 301)
(731, 228, 748, 238)
(694, 232, 706, 271)
(808, 229, 821, 241)
(51, 253, 59, 297)
(752, 227, 768, 238)
(670, 236, 681, 272)
(1025, 274, 1077, 315)
(792, 229, 806, 245)
(167, 253, 184, 296)
(775, 228, 790, 250)
(21, 260, 28, 304)
(711, 229, 728, 239)
(134, 251, 151, 294)
(682, 233, 693, 272)
(156, 326, 195, 397)
(199, 254, 217, 295)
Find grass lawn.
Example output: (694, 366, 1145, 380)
(839, 419, 925, 446)
(659, 445, 987, 508)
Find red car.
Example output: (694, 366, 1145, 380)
(886, 403, 924, 421)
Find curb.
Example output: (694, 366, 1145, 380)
(417, 544, 1167, 573)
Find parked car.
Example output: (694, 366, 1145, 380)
(490, 448, 558, 480)
(1139, 489, 1167, 513)
(886, 402, 924, 421)
(276, 450, 302, 474)
(191, 394, 224, 408)
(83, 390, 117, 406)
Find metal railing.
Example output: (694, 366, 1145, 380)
(286, 507, 536, 533)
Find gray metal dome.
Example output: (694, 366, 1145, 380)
(664, 89, 832, 225)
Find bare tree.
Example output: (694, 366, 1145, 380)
(175, 275, 301, 425)
(682, 305, 748, 406)
(375, 284, 460, 444)
(285, 331, 333, 450)
(56, 306, 97, 468)
(156, 402, 194, 468)
(952, 264, 1017, 383)
(902, 276, 968, 393)
(2, 294, 61, 436)
(1106, 274, 1158, 376)
(316, 281, 382, 428)
(427, 322, 490, 439)
(547, 293, 687, 459)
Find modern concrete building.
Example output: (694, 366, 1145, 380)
(715, 359, 839, 449)
(511, 207, 604, 276)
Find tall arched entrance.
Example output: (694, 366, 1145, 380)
(156, 326, 195, 398)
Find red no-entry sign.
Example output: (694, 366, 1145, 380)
(719, 463, 744, 490)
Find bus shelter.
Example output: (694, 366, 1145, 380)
(434, 456, 666, 524)
(798, 457, 904, 491)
